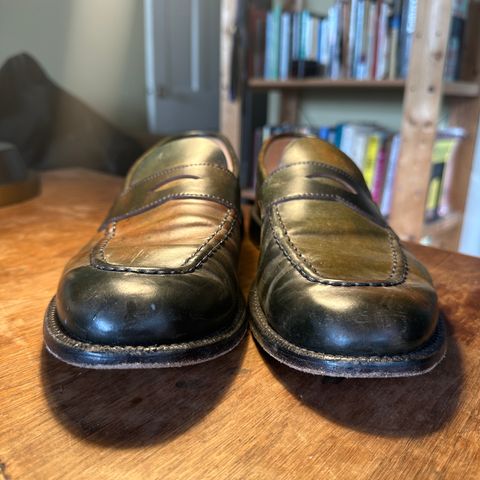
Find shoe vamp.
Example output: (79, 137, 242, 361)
(102, 199, 234, 270)
(274, 199, 401, 284)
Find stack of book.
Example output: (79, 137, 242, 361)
(248, 123, 465, 222)
(248, 0, 468, 81)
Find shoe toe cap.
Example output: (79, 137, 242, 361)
(55, 266, 240, 346)
(264, 282, 438, 356)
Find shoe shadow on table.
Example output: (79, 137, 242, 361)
(40, 337, 247, 448)
(259, 313, 463, 438)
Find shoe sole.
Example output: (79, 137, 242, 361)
(44, 296, 248, 369)
(249, 287, 447, 378)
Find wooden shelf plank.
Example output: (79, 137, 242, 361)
(248, 78, 479, 98)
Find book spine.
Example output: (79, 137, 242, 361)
(318, 126, 330, 140)
(380, 133, 400, 216)
(264, 12, 273, 79)
(279, 12, 291, 80)
(348, 0, 358, 78)
(311, 17, 319, 62)
(363, 133, 380, 189)
(320, 17, 330, 67)
(317, 18, 322, 63)
(365, 1, 378, 78)
(300, 10, 309, 61)
(370, 0, 383, 78)
(334, 124, 344, 148)
(372, 138, 388, 203)
(292, 12, 300, 61)
(329, 3, 341, 78)
(353, 0, 366, 78)
(358, 0, 371, 79)
(388, 0, 401, 79)
(340, 124, 355, 159)
(444, 16, 465, 81)
(375, 1, 389, 79)
(341, 0, 351, 78)
(399, 0, 417, 78)
(305, 13, 313, 60)
(271, 5, 282, 80)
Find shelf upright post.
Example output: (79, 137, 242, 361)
(389, 0, 453, 241)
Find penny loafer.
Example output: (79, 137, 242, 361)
(249, 134, 446, 378)
(44, 132, 247, 368)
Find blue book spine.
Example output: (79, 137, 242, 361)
(353, 0, 365, 79)
(292, 12, 300, 61)
(271, 5, 282, 80)
(334, 124, 344, 148)
(317, 20, 322, 63)
(279, 12, 291, 80)
(300, 11, 310, 60)
(318, 126, 330, 140)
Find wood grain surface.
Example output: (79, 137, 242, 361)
(1, 169, 480, 480)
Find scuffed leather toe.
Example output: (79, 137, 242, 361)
(55, 265, 240, 347)
(263, 279, 438, 357)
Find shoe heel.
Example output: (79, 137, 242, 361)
(249, 206, 261, 248)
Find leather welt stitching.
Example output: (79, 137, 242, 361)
(90, 213, 238, 275)
(123, 163, 236, 195)
(270, 205, 408, 287)
(180, 209, 234, 266)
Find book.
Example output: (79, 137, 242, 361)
(437, 127, 466, 217)
(279, 12, 291, 80)
(388, 0, 401, 79)
(425, 144, 449, 222)
(256, 0, 463, 82)
(363, 132, 382, 189)
(398, 0, 417, 78)
(366, 0, 378, 78)
(263, 12, 273, 79)
(375, 1, 390, 80)
(371, 137, 389, 203)
(380, 133, 400, 216)
(445, 0, 469, 79)
(347, 0, 359, 77)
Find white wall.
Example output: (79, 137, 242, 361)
(0, 0, 146, 132)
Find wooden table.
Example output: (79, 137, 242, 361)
(1, 169, 480, 480)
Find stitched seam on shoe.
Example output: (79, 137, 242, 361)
(91, 213, 238, 275)
(270, 205, 408, 287)
(179, 209, 233, 266)
(262, 161, 359, 189)
(124, 163, 236, 194)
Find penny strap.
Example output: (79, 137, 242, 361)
(259, 162, 386, 228)
(100, 164, 239, 229)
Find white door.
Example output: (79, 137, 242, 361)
(144, 0, 220, 134)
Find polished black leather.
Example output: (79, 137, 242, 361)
(252, 135, 440, 358)
(53, 132, 244, 348)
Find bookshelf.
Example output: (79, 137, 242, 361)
(219, 0, 480, 251)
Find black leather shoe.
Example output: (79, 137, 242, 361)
(249, 134, 446, 378)
(44, 132, 247, 368)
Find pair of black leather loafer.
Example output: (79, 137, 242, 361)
(44, 132, 446, 377)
